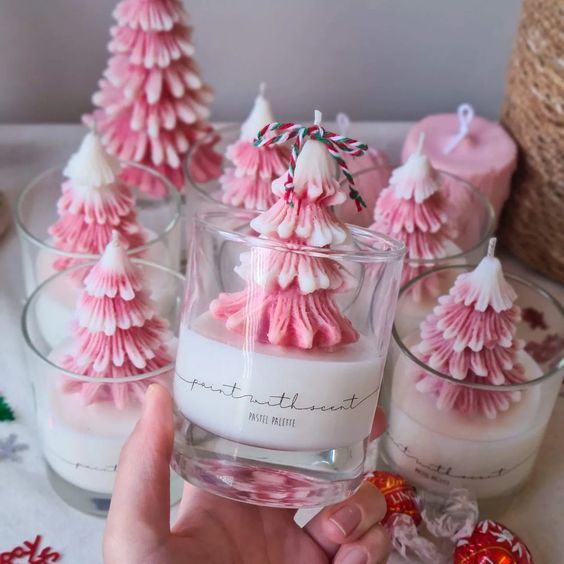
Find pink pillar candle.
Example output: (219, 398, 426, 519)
(402, 105, 517, 219)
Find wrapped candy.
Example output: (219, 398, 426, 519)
(365, 471, 421, 527)
(454, 520, 533, 564)
(421, 489, 533, 564)
(365, 471, 441, 563)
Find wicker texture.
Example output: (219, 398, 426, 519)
(499, 0, 564, 282)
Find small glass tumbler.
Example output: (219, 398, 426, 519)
(342, 167, 495, 319)
(381, 266, 564, 500)
(15, 161, 182, 300)
(172, 209, 405, 508)
(21, 260, 185, 516)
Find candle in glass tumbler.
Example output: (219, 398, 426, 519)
(173, 111, 404, 506)
(178, 114, 382, 450)
(402, 104, 517, 218)
(35, 132, 172, 347)
(385, 239, 545, 498)
(42, 233, 174, 494)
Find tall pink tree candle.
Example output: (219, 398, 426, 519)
(402, 104, 517, 218)
(84, 0, 221, 197)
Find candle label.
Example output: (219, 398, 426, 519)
(174, 327, 384, 451)
(383, 414, 544, 498)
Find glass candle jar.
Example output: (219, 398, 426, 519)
(21, 260, 185, 516)
(381, 266, 564, 500)
(172, 209, 405, 508)
(15, 161, 182, 300)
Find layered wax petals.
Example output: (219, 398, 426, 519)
(236, 246, 356, 294)
(114, 0, 186, 32)
(210, 287, 358, 350)
(251, 197, 348, 247)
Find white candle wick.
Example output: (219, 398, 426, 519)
(111, 230, 120, 246)
(443, 103, 475, 155)
(336, 112, 351, 136)
(314, 110, 323, 126)
(259, 82, 266, 97)
(487, 237, 497, 257)
(416, 132, 426, 155)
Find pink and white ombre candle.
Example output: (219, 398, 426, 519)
(22, 233, 184, 515)
(382, 239, 564, 499)
(219, 83, 289, 211)
(173, 112, 405, 508)
(402, 104, 517, 219)
(16, 132, 181, 348)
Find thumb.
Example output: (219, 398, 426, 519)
(105, 384, 173, 549)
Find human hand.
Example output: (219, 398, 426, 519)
(104, 384, 391, 564)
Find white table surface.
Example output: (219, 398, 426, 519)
(0, 123, 562, 563)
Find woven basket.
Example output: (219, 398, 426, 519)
(499, 0, 564, 282)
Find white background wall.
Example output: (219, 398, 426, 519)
(0, 0, 522, 123)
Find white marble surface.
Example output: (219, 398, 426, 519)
(0, 124, 562, 563)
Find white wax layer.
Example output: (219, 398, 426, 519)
(384, 346, 545, 498)
(35, 231, 173, 348)
(175, 314, 384, 451)
(39, 347, 141, 494)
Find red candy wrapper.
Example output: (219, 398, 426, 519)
(365, 470, 422, 527)
(454, 520, 533, 564)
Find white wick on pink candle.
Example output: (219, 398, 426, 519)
(314, 109, 323, 126)
(415, 132, 426, 155)
(443, 103, 475, 155)
(259, 82, 266, 97)
(487, 237, 497, 257)
(336, 112, 351, 136)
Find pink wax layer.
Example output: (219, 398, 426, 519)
(402, 114, 517, 218)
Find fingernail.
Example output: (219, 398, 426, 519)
(142, 384, 158, 414)
(329, 504, 362, 536)
(339, 548, 368, 564)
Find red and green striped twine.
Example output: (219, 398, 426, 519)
(255, 119, 368, 211)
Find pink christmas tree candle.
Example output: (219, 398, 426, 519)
(415, 238, 526, 418)
(42, 232, 174, 493)
(370, 135, 458, 301)
(84, 0, 221, 197)
(219, 84, 289, 210)
(335, 113, 391, 228)
(384, 239, 546, 498)
(211, 131, 358, 349)
(48, 132, 145, 276)
(61, 232, 173, 407)
(402, 104, 517, 218)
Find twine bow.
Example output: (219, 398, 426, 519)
(254, 111, 368, 210)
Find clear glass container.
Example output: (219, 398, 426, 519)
(172, 209, 405, 508)
(381, 265, 564, 500)
(15, 161, 182, 299)
(21, 260, 185, 516)
(345, 167, 496, 326)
